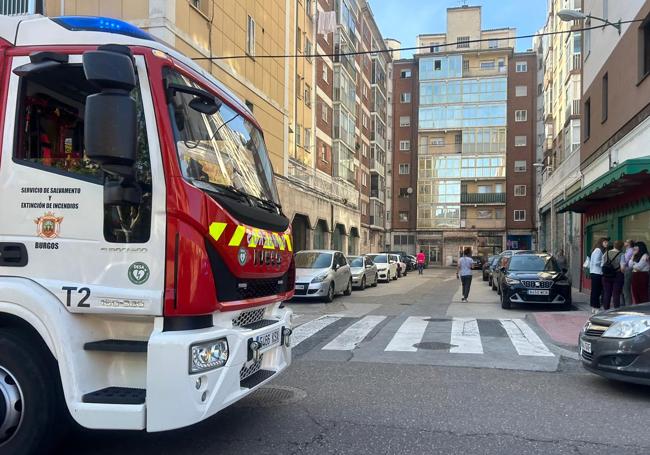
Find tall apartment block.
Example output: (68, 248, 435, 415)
(390, 5, 526, 264)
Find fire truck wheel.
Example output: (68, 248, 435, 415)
(0, 328, 67, 454)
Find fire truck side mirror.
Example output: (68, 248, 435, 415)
(83, 48, 137, 175)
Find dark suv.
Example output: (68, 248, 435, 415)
(497, 253, 572, 310)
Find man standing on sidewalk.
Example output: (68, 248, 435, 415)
(457, 247, 474, 302)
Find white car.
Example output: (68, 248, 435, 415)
(366, 253, 398, 282)
(293, 250, 353, 302)
(388, 253, 407, 278)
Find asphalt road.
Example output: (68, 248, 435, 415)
(61, 269, 650, 455)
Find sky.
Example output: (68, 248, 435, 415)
(370, 0, 548, 57)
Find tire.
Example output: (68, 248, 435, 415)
(361, 276, 366, 290)
(392, 271, 398, 281)
(501, 291, 511, 309)
(386, 272, 391, 283)
(483, 273, 488, 282)
(343, 279, 352, 296)
(0, 328, 68, 455)
(372, 274, 378, 287)
(324, 283, 335, 303)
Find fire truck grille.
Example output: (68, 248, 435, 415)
(232, 308, 266, 328)
(240, 357, 263, 381)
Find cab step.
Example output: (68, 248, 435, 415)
(240, 369, 275, 389)
(82, 387, 146, 405)
(84, 339, 148, 353)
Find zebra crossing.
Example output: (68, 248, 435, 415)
(291, 314, 558, 371)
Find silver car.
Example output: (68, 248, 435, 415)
(348, 255, 378, 290)
(293, 250, 353, 302)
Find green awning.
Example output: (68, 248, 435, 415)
(557, 158, 650, 213)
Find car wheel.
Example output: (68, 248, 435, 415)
(386, 272, 390, 282)
(343, 279, 352, 296)
(372, 274, 378, 287)
(563, 297, 573, 311)
(501, 290, 511, 309)
(361, 276, 366, 290)
(392, 272, 398, 281)
(324, 283, 335, 303)
(483, 272, 488, 282)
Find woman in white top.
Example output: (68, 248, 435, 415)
(630, 241, 649, 304)
(589, 238, 608, 313)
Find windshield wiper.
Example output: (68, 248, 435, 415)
(246, 193, 282, 213)
(191, 179, 250, 203)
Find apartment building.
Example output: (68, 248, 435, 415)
(557, 0, 650, 290)
(390, 5, 516, 264)
(506, 52, 537, 250)
(537, 0, 583, 279)
(31, 0, 391, 255)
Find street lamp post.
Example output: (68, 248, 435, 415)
(557, 9, 622, 34)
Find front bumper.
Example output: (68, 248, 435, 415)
(352, 275, 364, 286)
(579, 332, 650, 386)
(377, 269, 389, 281)
(504, 286, 570, 304)
(146, 304, 292, 431)
(292, 280, 330, 298)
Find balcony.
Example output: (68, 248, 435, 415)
(335, 45, 356, 80)
(461, 219, 506, 230)
(565, 99, 581, 124)
(571, 53, 582, 72)
(461, 193, 506, 204)
(0, 0, 36, 14)
(369, 158, 385, 176)
(287, 159, 359, 209)
(370, 189, 385, 200)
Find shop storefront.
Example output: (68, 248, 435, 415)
(558, 158, 650, 290)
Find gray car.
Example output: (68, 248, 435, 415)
(579, 303, 650, 386)
(293, 250, 353, 302)
(348, 255, 378, 290)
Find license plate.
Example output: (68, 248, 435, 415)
(528, 289, 550, 295)
(255, 328, 281, 352)
(295, 284, 305, 290)
(581, 340, 592, 354)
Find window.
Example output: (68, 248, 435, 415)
(494, 183, 504, 193)
(362, 114, 368, 128)
(362, 203, 367, 216)
(190, 0, 210, 17)
(296, 27, 302, 51)
(362, 143, 368, 157)
(399, 211, 409, 222)
(305, 39, 312, 61)
(399, 140, 410, 151)
(488, 39, 498, 49)
(295, 74, 302, 99)
(322, 104, 329, 123)
(361, 172, 367, 187)
(399, 163, 410, 174)
(515, 110, 528, 122)
(457, 36, 470, 49)
(400, 92, 411, 103)
(515, 61, 527, 72)
(462, 58, 469, 72)
(478, 185, 491, 194)
(322, 64, 328, 83)
(431, 44, 441, 53)
(480, 60, 495, 70)
(304, 83, 311, 106)
(400, 69, 412, 78)
(320, 143, 327, 162)
(434, 59, 442, 71)
(515, 86, 527, 97)
(642, 17, 650, 78)
(496, 208, 505, 219)
(400, 116, 410, 127)
(602, 73, 608, 122)
(514, 185, 526, 196)
(514, 136, 527, 147)
(304, 128, 311, 150)
(584, 97, 591, 140)
(431, 137, 444, 146)
(296, 125, 301, 147)
(246, 15, 256, 56)
(514, 160, 527, 172)
(306, 0, 313, 18)
(399, 187, 410, 197)
(514, 210, 526, 221)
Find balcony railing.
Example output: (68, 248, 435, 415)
(287, 159, 359, 209)
(461, 219, 506, 230)
(565, 99, 581, 123)
(1, 0, 36, 14)
(461, 193, 506, 204)
(571, 53, 582, 72)
(369, 158, 385, 176)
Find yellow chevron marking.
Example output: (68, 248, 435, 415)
(263, 231, 275, 249)
(284, 234, 293, 252)
(209, 222, 227, 242)
(248, 229, 261, 248)
(229, 225, 246, 246)
(273, 233, 285, 251)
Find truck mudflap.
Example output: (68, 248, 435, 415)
(145, 306, 292, 432)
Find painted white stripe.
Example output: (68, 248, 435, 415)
(450, 318, 483, 354)
(322, 315, 386, 351)
(500, 319, 554, 357)
(292, 316, 341, 347)
(384, 317, 428, 352)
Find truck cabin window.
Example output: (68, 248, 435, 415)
(14, 64, 153, 243)
(165, 69, 281, 214)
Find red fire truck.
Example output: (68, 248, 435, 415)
(0, 15, 295, 453)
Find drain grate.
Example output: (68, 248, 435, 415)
(413, 341, 455, 351)
(423, 318, 449, 322)
(235, 386, 307, 408)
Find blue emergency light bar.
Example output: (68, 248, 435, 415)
(52, 16, 154, 41)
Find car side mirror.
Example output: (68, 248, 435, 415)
(333, 264, 339, 271)
(83, 45, 140, 206)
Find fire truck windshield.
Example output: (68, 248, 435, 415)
(166, 70, 280, 206)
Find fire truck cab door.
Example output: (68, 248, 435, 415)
(0, 53, 166, 316)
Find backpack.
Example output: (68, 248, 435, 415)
(602, 251, 621, 278)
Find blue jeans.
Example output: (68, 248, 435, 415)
(461, 275, 472, 299)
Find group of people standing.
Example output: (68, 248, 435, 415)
(588, 238, 650, 313)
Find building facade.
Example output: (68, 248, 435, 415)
(390, 5, 517, 264)
(536, 0, 583, 281)
(36, 0, 391, 255)
(558, 0, 650, 290)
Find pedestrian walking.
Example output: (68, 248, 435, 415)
(457, 247, 474, 302)
(556, 250, 568, 272)
(601, 240, 624, 310)
(416, 250, 425, 275)
(621, 240, 635, 306)
(630, 241, 650, 304)
(588, 238, 608, 314)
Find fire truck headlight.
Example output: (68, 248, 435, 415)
(189, 338, 229, 374)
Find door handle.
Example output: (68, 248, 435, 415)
(0, 243, 28, 267)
